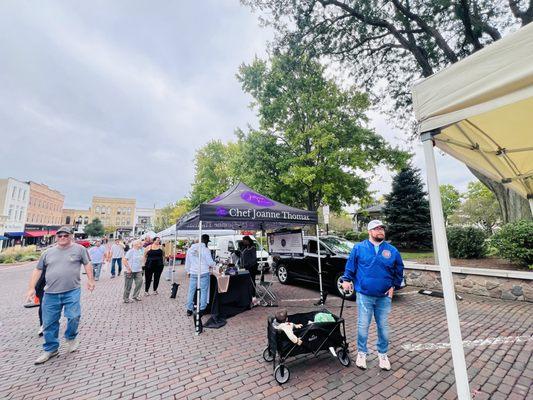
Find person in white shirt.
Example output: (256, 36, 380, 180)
(123, 240, 144, 303)
(110, 239, 125, 278)
(88, 239, 107, 281)
(185, 234, 215, 317)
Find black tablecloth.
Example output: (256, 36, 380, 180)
(207, 271, 254, 319)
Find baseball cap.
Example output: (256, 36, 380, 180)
(56, 226, 73, 235)
(201, 234, 211, 243)
(367, 220, 385, 230)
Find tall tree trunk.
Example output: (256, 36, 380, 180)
(468, 167, 532, 223)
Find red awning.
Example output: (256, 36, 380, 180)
(24, 230, 57, 237)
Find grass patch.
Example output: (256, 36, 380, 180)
(0, 245, 40, 264)
(400, 251, 434, 261)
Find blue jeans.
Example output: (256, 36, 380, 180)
(111, 258, 122, 276)
(357, 292, 392, 354)
(186, 273, 210, 312)
(42, 288, 81, 352)
(92, 263, 102, 279)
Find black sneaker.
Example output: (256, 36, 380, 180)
(186, 310, 193, 317)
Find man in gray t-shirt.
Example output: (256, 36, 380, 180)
(26, 226, 95, 365)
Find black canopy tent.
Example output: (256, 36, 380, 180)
(176, 182, 320, 334)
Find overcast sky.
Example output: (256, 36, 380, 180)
(0, 0, 474, 210)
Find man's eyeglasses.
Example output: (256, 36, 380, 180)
(57, 234, 70, 238)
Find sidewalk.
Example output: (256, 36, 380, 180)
(0, 263, 531, 399)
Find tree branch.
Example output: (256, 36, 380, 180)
(509, 0, 533, 25)
(318, 0, 434, 76)
(458, 0, 483, 51)
(391, 0, 459, 62)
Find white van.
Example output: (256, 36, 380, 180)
(210, 235, 272, 271)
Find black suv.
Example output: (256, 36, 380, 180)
(274, 236, 357, 300)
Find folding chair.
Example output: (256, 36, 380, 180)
(255, 262, 277, 307)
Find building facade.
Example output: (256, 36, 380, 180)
(134, 207, 156, 236)
(24, 182, 65, 243)
(0, 178, 30, 241)
(91, 196, 136, 237)
(62, 208, 91, 236)
(26, 182, 64, 228)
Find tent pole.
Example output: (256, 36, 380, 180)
(196, 221, 202, 335)
(316, 224, 324, 304)
(422, 134, 471, 400)
(172, 225, 177, 283)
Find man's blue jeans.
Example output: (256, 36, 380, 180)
(42, 288, 81, 352)
(92, 263, 102, 279)
(111, 258, 122, 276)
(186, 273, 210, 312)
(356, 292, 392, 354)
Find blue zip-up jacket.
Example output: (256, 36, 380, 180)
(342, 239, 404, 297)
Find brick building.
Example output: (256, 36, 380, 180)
(91, 196, 136, 237)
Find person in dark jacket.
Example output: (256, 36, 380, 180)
(240, 236, 258, 298)
(35, 265, 46, 336)
(341, 220, 404, 371)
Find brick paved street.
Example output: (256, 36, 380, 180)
(0, 262, 531, 400)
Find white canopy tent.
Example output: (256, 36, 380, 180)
(155, 225, 238, 241)
(412, 23, 533, 400)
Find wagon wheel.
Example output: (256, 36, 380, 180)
(337, 348, 351, 367)
(262, 347, 274, 362)
(274, 364, 290, 384)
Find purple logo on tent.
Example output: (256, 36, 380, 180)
(216, 207, 228, 217)
(209, 195, 223, 204)
(240, 191, 274, 207)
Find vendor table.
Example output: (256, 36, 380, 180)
(207, 270, 254, 319)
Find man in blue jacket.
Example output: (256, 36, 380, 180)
(341, 220, 404, 371)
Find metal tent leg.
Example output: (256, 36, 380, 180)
(422, 134, 471, 400)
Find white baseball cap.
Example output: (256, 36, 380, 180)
(367, 220, 385, 230)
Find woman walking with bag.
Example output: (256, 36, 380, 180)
(143, 237, 165, 295)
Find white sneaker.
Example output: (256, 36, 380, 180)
(355, 352, 367, 370)
(34, 350, 59, 365)
(378, 353, 391, 370)
(66, 338, 79, 353)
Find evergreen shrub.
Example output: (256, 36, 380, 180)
(446, 226, 486, 259)
(490, 220, 533, 268)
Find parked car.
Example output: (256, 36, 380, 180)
(210, 235, 272, 271)
(75, 240, 91, 248)
(274, 236, 357, 300)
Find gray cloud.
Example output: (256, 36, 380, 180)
(0, 0, 270, 209)
(0, 1, 473, 212)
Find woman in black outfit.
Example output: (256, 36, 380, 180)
(143, 237, 165, 295)
(240, 236, 258, 298)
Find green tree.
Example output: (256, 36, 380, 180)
(383, 165, 432, 250)
(154, 199, 192, 232)
(189, 140, 242, 207)
(327, 211, 355, 236)
(236, 51, 408, 212)
(449, 181, 501, 234)
(243, 0, 533, 223)
(104, 226, 117, 236)
(84, 218, 105, 237)
(440, 184, 461, 225)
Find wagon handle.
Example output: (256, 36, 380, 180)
(339, 291, 347, 319)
